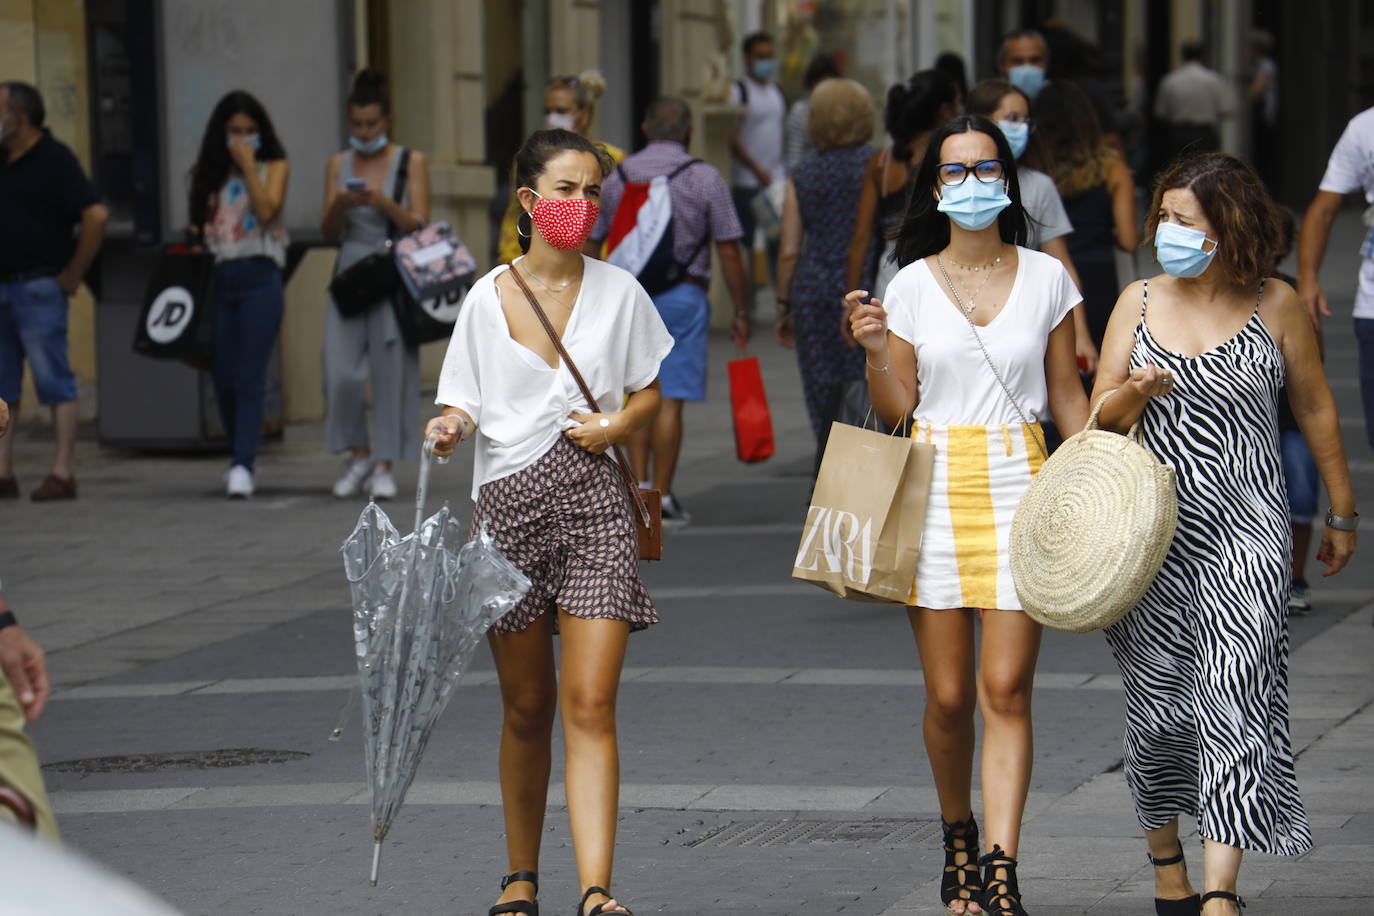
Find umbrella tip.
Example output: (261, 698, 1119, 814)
(370, 839, 383, 885)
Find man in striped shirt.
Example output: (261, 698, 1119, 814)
(590, 96, 752, 526)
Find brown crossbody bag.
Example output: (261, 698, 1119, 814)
(508, 266, 663, 560)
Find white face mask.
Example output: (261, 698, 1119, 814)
(544, 111, 577, 132)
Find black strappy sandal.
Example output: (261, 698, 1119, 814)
(978, 845, 1028, 916)
(575, 885, 632, 916)
(489, 871, 539, 916)
(1149, 846, 1201, 915)
(1200, 890, 1245, 914)
(940, 817, 983, 914)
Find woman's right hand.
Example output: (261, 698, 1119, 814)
(846, 289, 888, 354)
(424, 414, 464, 459)
(1125, 363, 1174, 399)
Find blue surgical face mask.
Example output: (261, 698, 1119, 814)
(349, 133, 388, 155)
(227, 133, 260, 152)
(1155, 220, 1218, 278)
(998, 120, 1029, 160)
(1007, 64, 1046, 99)
(751, 58, 777, 81)
(937, 178, 1012, 231)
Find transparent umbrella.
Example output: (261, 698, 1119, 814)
(339, 440, 529, 885)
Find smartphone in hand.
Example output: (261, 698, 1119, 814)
(344, 177, 367, 192)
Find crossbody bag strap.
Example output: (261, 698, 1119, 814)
(386, 148, 412, 241)
(507, 265, 653, 526)
(961, 313, 1050, 459)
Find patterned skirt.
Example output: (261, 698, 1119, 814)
(909, 421, 1046, 611)
(472, 435, 657, 635)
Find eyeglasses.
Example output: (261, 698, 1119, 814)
(938, 160, 1006, 186)
(999, 115, 1035, 129)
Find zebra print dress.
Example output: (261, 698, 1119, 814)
(1104, 279, 1312, 855)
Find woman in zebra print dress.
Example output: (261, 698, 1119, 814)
(1092, 154, 1357, 916)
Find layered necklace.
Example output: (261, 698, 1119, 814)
(518, 260, 581, 309)
(935, 252, 1002, 315)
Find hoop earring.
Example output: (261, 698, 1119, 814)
(516, 209, 532, 239)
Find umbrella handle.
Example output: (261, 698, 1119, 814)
(416, 432, 446, 534)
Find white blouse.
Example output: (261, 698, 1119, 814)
(884, 247, 1080, 427)
(437, 256, 674, 498)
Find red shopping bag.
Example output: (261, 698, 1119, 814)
(728, 354, 775, 463)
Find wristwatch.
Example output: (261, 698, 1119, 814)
(0, 611, 16, 631)
(1325, 509, 1360, 532)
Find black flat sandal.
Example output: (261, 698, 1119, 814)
(575, 885, 632, 916)
(940, 817, 983, 914)
(490, 870, 539, 916)
(1200, 890, 1245, 914)
(978, 845, 1028, 916)
(1149, 846, 1201, 915)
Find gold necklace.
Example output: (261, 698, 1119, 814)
(936, 254, 998, 315)
(945, 253, 1003, 272)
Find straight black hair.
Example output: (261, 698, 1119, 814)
(885, 69, 958, 162)
(1, 81, 45, 127)
(511, 128, 610, 254)
(187, 90, 287, 230)
(893, 115, 1028, 268)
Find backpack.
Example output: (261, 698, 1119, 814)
(604, 159, 709, 297)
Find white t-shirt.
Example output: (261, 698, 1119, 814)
(1018, 168, 1074, 249)
(436, 256, 674, 499)
(1318, 106, 1374, 319)
(885, 247, 1081, 426)
(729, 78, 787, 189)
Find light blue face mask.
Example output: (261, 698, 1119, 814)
(350, 133, 388, 155)
(998, 120, 1029, 160)
(1155, 220, 1218, 278)
(226, 133, 260, 152)
(1008, 64, 1046, 98)
(937, 178, 1012, 231)
(751, 58, 777, 81)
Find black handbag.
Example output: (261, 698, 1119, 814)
(328, 149, 412, 316)
(134, 249, 217, 368)
(390, 284, 468, 347)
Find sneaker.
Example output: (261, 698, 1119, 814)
(225, 465, 254, 499)
(660, 493, 691, 528)
(0, 476, 18, 499)
(332, 456, 374, 498)
(1288, 579, 1312, 616)
(30, 473, 76, 501)
(365, 466, 398, 500)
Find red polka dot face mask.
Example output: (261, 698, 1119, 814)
(524, 190, 600, 251)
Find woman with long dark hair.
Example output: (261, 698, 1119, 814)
(426, 129, 672, 916)
(188, 91, 289, 498)
(1024, 80, 1138, 352)
(1093, 154, 1354, 916)
(845, 69, 960, 302)
(321, 69, 431, 501)
(847, 115, 1090, 916)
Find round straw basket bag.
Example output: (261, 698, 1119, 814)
(1009, 391, 1178, 633)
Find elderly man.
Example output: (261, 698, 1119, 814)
(0, 81, 108, 501)
(591, 96, 752, 526)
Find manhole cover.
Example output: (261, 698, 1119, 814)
(44, 748, 310, 774)
(688, 818, 940, 848)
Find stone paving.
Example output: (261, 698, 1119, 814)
(2, 211, 1373, 913)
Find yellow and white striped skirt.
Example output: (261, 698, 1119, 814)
(910, 422, 1046, 611)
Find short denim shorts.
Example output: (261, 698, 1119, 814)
(0, 276, 78, 405)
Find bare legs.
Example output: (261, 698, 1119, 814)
(487, 612, 632, 914)
(628, 397, 683, 494)
(908, 607, 1042, 914)
(0, 400, 77, 480)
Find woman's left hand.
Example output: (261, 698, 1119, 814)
(1317, 527, 1356, 577)
(566, 412, 621, 455)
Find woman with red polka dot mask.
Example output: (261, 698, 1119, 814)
(425, 129, 673, 916)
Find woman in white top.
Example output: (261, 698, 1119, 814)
(188, 91, 289, 499)
(426, 129, 672, 916)
(848, 115, 1089, 916)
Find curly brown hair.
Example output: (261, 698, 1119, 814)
(1146, 153, 1283, 290)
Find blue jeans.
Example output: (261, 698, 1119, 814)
(211, 257, 283, 470)
(1280, 429, 1319, 525)
(1357, 318, 1374, 451)
(0, 275, 78, 405)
